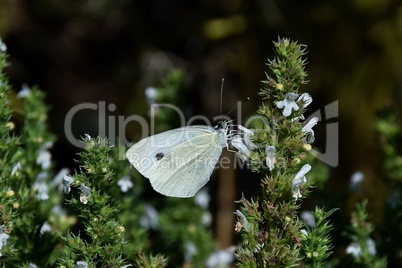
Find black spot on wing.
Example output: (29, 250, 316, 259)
(155, 152, 164, 161)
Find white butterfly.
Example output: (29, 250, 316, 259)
(126, 122, 230, 198)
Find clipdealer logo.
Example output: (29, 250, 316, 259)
(63, 101, 338, 167)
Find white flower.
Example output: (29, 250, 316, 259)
(62, 175, 74, 194)
(79, 184, 91, 204)
(33, 172, 49, 200)
(367, 238, 376, 256)
(292, 164, 311, 200)
(233, 210, 250, 232)
(0, 225, 10, 257)
(265, 146, 276, 171)
(36, 150, 51, 169)
(52, 168, 70, 191)
(120, 265, 133, 268)
(36, 142, 53, 169)
(194, 188, 210, 209)
(231, 126, 256, 162)
(300, 229, 308, 237)
(231, 136, 250, 162)
(276, 92, 299, 117)
(29, 263, 37, 268)
(201, 211, 212, 226)
(300, 211, 315, 228)
(0, 37, 6, 53)
(145, 86, 158, 105)
(349, 171, 364, 192)
(346, 242, 361, 258)
(140, 204, 159, 230)
(117, 175, 133, 193)
(184, 241, 197, 262)
(206, 246, 236, 268)
(17, 84, 31, 98)
(73, 261, 89, 268)
(40, 221, 52, 235)
(298, 93, 312, 108)
(346, 239, 376, 258)
(11, 162, 22, 176)
(302, 117, 318, 143)
(238, 125, 256, 150)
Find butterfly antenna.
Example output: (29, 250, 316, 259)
(220, 78, 224, 115)
(225, 97, 250, 117)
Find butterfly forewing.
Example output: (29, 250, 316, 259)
(126, 126, 227, 197)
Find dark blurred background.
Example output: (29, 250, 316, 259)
(1, 0, 402, 264)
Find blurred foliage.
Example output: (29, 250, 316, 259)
(342, 200, 387, 268)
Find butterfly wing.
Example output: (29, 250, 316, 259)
(126, 126, 224, 197)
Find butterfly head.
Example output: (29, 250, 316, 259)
(216, 120, 229, 130)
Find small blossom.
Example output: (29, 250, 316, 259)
(117, 175, 133, 193)
(346, 242, 361, 257)
(184, 241, 197, 262)
(201, 211, 212, 226)
(292, 164, 311, 200)
(233, 210, 250, 232)
(145, 86, 158, 105)
(36, 142, 53, 169)
(73, 261, 89, 268)
(298, 92, 312, 108)
(238, 125, 257, 150)
(0, 37, 6, 53)
(62, 175, 74, 194)
(29, 263, 37, 268)
(206, 246, 236, 268)
(17, 83, 32, 98)
(40, 221, 52, 235)
(231, 136, 251, 162)
(231, 126, 256, 162)
(0, 225, 10, 257)
(302, 117, 318, 143)
(346, 239, 375, 258)
(194, 188, 210, 209)
(79, 184, 91, 204)
(52, 168, 70, 191)
(367, 238, 376, 256)
(276, 92, 299, 117)
(33, 172, 49, 200)
(265, 145, 276, 171)
(36, 150, 51, 169)
(140, 204, 159, 230)
(349, 171, 364, 192)
(300, 211, 316, 228)
(11, 162, 22, 176)
(300, 229, 308, 237)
